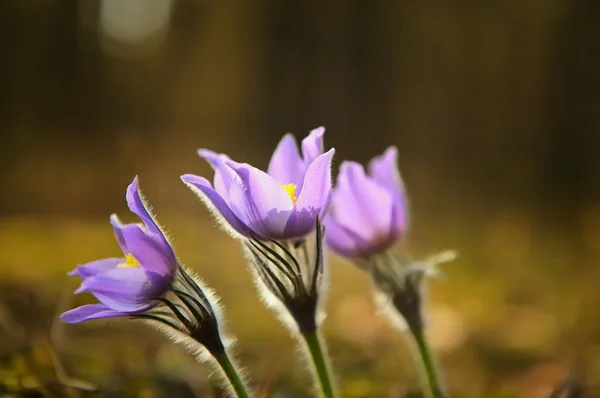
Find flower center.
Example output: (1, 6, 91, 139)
(281, 183, 297, 204)
(117, 253, 140, 268)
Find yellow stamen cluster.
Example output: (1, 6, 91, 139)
(117, 253, 140, 268)
(281, 183, 298, 204)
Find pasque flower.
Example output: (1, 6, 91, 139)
(60, 177, 249, 397)
(182, 127, 336, 331)
(181, 127, 335, 240)
(183, 128, 337, 397)
(324, 147, 454, 398)
(324, 146, 408, 260)
(61, 176, 177, 323)
(323, 146, 456, 328)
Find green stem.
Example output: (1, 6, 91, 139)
(213, 351, 250, 398)
(302, 331, 336, 398)
(410, 328, 445, 398)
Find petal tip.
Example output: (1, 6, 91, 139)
(281, 132, 297, 142)
(128, 176, 140, 193)
(197, 148, 216, 159)
(309, 126, 325, 137)
(59, 312, 74, 324)
(109, 213, 122, 226)
(385, 145, 398, 156)
(125, 176, 153, 221)
(74, 284, 87, 294)
(180, 173, 197, 183)
(181, 174, 214, 189)
(339, 160, 363, 174)
(197, 149, 230, 167)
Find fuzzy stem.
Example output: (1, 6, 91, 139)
(302, 331, 336, 398)
(409, 327, 445, 398)
(213, 351, 250, 398)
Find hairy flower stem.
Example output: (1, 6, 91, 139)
(302, 331, 336, 398)
(408, 326, 445, 398)
(213, 351, 250, 398)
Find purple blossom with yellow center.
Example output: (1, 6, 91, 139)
(181, 127, 335, 240)
(180, 126, 337, 397)
(324, 146, 408, 259)
(61, 177, 177, 323)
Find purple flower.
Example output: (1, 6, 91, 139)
(324, 146, 408, 259)
(61, 177, 177, 323)
(181, 127, 335, 240)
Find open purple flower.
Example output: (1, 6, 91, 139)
(61, 177, 177, 323)
(324, 146, 408, 259)
(181, 127, 335, 240)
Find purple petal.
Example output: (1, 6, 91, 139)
(76, 267, 165, 312)
(367, 146, 408, 232)
(60, 304, 128, 324)
(324, 216, 368, 259)
(68, 258, 122, 278)
(126, 177, 161, 235)
(284, 149, 335, 237)
(110, 214, 138, 254)
(197, 149, 235, 201)
(267, 133, 305, 188)
(301, 126, 325, 165)
(181, 174, 250, 237)
(111, 215, 176, 277)
(332, 161, 395, 243)
(197, 148, 230, 169)
(227, 162, 294, 238)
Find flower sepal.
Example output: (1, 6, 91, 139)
(369, 249, 457, 334)
(244, 218, 326, 334)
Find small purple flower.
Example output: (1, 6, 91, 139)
(324, 146, 408, 259)
(61, 177, 177, 323)
(181, 127, 335, 240)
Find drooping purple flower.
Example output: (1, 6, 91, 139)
(61, 177, 177, 323)
(181, 127, 335, 240)
(324, 146, 408, 259)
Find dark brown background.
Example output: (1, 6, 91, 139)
(0, 1, 599, 397)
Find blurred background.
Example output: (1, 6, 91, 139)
(1, 1, 599, 397)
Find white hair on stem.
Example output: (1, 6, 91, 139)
(141, 265, 251, 397)
(300, 331, 338, 398)
(242, 243, 336, 397)
(372, 249, 458, 332)
(313, 244, 330, 329)
(240, 226, 330, 333)
(142, 320, 245, 398)
(242, 244, 300, 335)
(240, 225, 336, 397)
(373, 288, 410, 332)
